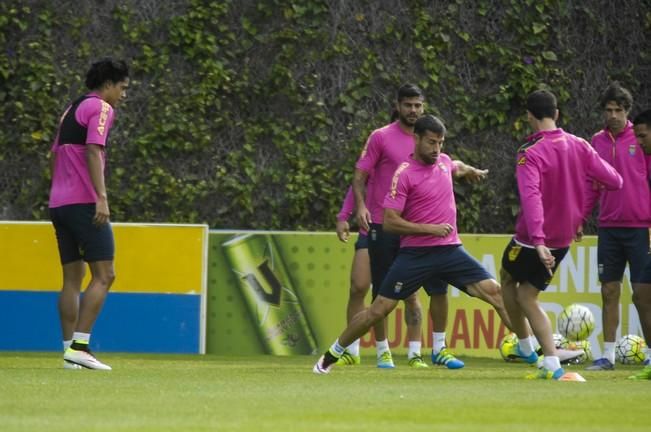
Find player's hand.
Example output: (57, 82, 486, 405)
(94, 198, 110, 225)
(356, 207, 372, 232)
(336, 220, 350, 243)
(429, 223, 454, 237)
(535, 244, 554, 276)
(465, 168, 488, 183)
(574, 224, 584, 242)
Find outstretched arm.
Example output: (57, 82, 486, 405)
(452, 160, 488, 183)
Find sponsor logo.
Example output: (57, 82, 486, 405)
(390, 162, 410, 198)
(97, 101, 110, 136)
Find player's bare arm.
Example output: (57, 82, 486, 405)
(452, 160, 488, 183)
(86, 144, 109, 225)
(383, 208, 453, 237)
(352, 168, 371, 231)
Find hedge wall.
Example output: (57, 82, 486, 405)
(1, 0, 649, 232)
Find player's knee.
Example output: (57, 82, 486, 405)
(601, 284, 621, 303)
(632, 288, 651, 308)
(349, 279, 370, 299)
(403, 293, 422, 310)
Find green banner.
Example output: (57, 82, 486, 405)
(207, 231, 639, 359)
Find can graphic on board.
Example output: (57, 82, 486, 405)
(221, 233, 318, 355)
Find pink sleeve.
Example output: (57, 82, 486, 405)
(383, 162, 410, 212)
(76, 98, 114, 146)
(516, 152, 545, 245)
(355, 130, 382, 173)
(337, 187, 355, 221)
(585, 144, 623, 191)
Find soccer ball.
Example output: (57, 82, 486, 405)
(559, 339, 593, 364)
(498, 333, 519, 362)
(615, 335, 647, 365)
(553, 333, 568, 348)
(557, 304, 595, 341)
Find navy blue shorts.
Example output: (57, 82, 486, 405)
(378, 245, 492, 300)
(598, 227, 651, 283)
(500, 238, 568, 291)
(368, 223, 400, 298)
(354, 232, 368, 250)
(49, 204, 115, 264)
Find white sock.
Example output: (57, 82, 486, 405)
(376, 339, 390, 357)
(347, 339, 360, 357)
(72, 332, 90, 343)
(432, 332, 446, 353)
(644, 347, 651, 363)
(530, 335, 540, 351)
(603, 342, 616, 364)
(543, 355, 561, 371)
(63, 340, 72, 352)
(408, 341, 422, 359)
(518, 336, 534, 356)
(330, 339, 346, 356)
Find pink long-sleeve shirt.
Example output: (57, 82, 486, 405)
(514, 128, 622, 248)
(582, 121, 651, 227)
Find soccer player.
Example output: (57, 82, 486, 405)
(583, 83, 651, 372)
(313, 115, 513, 374)
(334, 185, 372, 365)
(500, 89, 623, 380)
(628, 109, 651, 380)
(48, 58, 129, 370)
(351, 84, 429, 369)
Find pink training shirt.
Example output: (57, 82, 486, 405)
(355, 121, 416, 224)
(514, 128, 623, 248)
(383, 153, 461, 248)
(49, 94, 115, 208)
(582, 121, 651, 227)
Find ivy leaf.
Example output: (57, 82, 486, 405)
(532, 22, 546, 34)
(542, 51, 557, 61)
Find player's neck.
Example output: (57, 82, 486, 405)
(533, 118, 557, 132)
(397, 121, 414, 135)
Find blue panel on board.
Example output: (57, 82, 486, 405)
(0, 291, 200, 353)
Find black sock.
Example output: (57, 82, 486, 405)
(322, 350, 339, 368)
(70, 341, 90, 352)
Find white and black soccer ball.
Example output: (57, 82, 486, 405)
(557, 304, 595, 341)
(559, 339, 593, 364)
(553, 333, 568, 348)
(615, 334, 647, 365)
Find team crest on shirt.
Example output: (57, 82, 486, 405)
(517, 156, 526, 165)
(629, 144, 636, 156)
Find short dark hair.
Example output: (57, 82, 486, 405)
(85, 58, 129, 90)
(633, 109, 651, 128)
(527, 89, 557, 120)
(414, 114, 446, 136)
(397, 83, 424, 102)
(599, 82, 633, 111)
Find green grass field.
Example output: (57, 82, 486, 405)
(0, 352, 648, 431)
